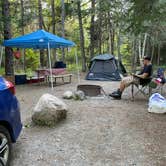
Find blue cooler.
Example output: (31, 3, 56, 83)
(15, 74, 27, 85)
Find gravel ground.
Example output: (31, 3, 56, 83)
(11, 74, 166, 166)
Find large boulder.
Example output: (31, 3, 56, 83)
(32, 93, 67, 126)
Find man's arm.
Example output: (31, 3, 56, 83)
(133, 73, 149, 79)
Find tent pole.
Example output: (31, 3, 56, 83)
(0, 46, 4, 68)
(75, 47, 80, 83)
(48, 42, 53, 90)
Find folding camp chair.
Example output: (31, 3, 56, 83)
(131, 77, 154, 100)
(131, 68, 166, 100)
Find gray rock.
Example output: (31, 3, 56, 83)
(63, 90, 73, 99)
(73, 90, 85, 100)
(32, 93, 67, 126)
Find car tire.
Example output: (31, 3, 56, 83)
(0, 126, 12, 166)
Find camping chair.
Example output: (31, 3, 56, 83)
(131, 68, 166, 100)
(131, 77, 154, 100)
(152, 68, 165, 94)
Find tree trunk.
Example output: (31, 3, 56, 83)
(61, 0, 65, 62)
(20, 0, 24, 35)
(20, 0, 26, 72)
(117, 29, 121, 63)
(157, 44, 160, 65)
(77, 0, 86, 72)
(138, 37, 143, 66)
(111, 30, 115, 54)
(38, 0, 42, 30)
(111, 29, 115, 55)
(142, 33, 147, 57)
(98, 1, 102, 54)
(2, 0, 14, 76)
(145, 36, 149, 57)
(90, 0, 95, 59)
(108, 12, 114, 55)
(151, 44, 155, 62)
(131, 38, 137, 73)
(51, 0, 57, 62)
(51, 0, 55, 35)
(38, 0, 44, 67)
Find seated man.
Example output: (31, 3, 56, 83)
(109, 56, 152, 99)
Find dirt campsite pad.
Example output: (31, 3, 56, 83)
(11, 74, 166, 166)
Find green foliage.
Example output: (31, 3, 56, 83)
(120, 38, 132, 66)
(1, 0, 166, 73)
(0, 68, 5, 76)
(126, 0, 166, 35)
(25, 49, 40, 70)
(67, 63, 81, 73)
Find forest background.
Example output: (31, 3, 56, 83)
(0, 0, 166, 76)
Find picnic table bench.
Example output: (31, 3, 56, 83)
(47, 74, 73, 85)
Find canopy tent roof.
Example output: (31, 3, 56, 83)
(2, 29, 75, 49)
(91, 54, 114, 61)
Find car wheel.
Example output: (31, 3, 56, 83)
(0, 126, 11, 166)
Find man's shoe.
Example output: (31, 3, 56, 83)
(111, 89, 120, 94)
(109, 92, 121, 99)
(109, 90, 122, 99)
(111, 89, 121, 95)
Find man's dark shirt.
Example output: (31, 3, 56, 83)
(138, 64, 153, 85)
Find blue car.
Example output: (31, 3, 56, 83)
(0, 76, 22, 166)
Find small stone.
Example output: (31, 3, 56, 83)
(73, 90, 85, 100)
(63, 90, 73, 99)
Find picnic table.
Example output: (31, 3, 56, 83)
(35, 68, 66, 78)
(35, 68, 72, 86)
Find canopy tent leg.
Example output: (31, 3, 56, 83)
(48, 42, 53, 90)
(75, 48, 80, 83)
(0, 46, 4, 68)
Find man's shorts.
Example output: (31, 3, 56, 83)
(121, 75, 140, 87)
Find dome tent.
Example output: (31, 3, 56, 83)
(86, 54, 126, 81)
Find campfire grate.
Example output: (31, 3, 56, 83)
(77, 84, 105, 97)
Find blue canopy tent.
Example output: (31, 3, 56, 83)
(3, 29, 75, 49)
(2, 29, 76, 89)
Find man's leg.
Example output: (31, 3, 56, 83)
(109, 76, 134, 99)
(119, 81, 125, 92)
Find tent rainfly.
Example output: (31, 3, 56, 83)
(2, 29, 75, 89)
(86, 54, 127, 81)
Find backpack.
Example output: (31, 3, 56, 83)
(156, 68, 165, 83)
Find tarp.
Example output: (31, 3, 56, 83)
(2, 29, 75, 49)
